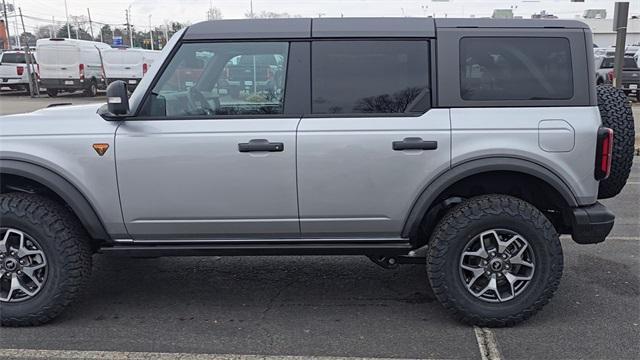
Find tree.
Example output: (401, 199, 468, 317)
(207, 6, 223, 20)
(19, 32, 37, 46)
(36, 25, 54, 39)
(56, 24, 74, 38)
(98, 24, 113, 44)
(246, 11, 297, 19)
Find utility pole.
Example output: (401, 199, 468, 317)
(148, 14, 154, 50)
(2, 0, 10, 48)
(12, 0, 18, 47)
(74, 17, 79, 39)
(250, 0, 254, 18)
(87, 8, 94, 39)
(126, 6, 133, 47)
(19, 7, 38, 97)
(64, 0, 71, 39)
(51, 16, 55, 38)
(612, 2, 629, 89)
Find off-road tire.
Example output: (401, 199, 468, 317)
(596, 85, 635, 199)
(0, 193, 92, 326)
(427, 194, 563, 327)
(46, 89, 58, 98)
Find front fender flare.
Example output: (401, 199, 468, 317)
(401, 157, 579, 238)
(0, 159, 110, 241)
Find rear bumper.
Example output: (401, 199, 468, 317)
(570, 202, 615, 244)
(1, 77, 27, 85)
(107, 78, 140, 90)
(40, 78, 104, 90)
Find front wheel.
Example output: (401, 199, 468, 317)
(0, 193, 92, 326)
(427, 194, 563, 327)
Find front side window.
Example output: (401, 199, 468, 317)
(312, 41, 430, 114)
(460, 37, 573, 101)
(139, 42, 289, 117)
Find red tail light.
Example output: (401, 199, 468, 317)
(595, 127, 614, 180)
(607, 70, 614, 83)
(16, 66, 24, 76)
(36, 64, 40, 80)
(79, 63, 85, 81)
(142, 63, 148, 75)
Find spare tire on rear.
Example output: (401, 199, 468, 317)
(596, 85, 636, 199)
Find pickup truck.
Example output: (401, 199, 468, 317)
(595, 56, 640, 100)
(0, 50, 36, 91)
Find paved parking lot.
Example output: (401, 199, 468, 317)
(0, 94, 639, 359)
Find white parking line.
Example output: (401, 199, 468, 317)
(474, 327, 502, 360)
(0, 349, 419, 360)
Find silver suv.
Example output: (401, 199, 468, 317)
(0, 18, 635, 327)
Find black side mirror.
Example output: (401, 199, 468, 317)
(106, 80, 129, 115)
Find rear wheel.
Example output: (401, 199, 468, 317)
(596, 85, 635, 199)
(84, 81, 98, 97)
(427, 194, 563, 327)
(0, 193, 92, 326)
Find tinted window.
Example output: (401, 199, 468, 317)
(312, 41, 430, 114)
(460, 37, 573, 101)
(600, 57, 638, 69)
(139, 42, 288, 117)
(1, 52, 34, 64)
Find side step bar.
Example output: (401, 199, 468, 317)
(99, 240, 412, 257)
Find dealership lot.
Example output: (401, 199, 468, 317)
(0, 95, 638, 359)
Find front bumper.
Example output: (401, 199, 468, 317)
(570, 202, 615, 244)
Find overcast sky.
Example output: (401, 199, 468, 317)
(7, 0, 640, 33)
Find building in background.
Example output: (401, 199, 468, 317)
(0, 20, 8, 50)
(583, 18, 640, 47)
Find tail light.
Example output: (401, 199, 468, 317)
(607, 70, 614, 83)
(224, 67, 230, 80)
(79, 63, 85, 81)
(266, 68, 274, 81)
(16, 66, 24, 76)
(142, 63, 148, 75)
(595, 127, 614, 180)
(36, 64, 40, 80)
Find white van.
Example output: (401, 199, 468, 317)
(102, 48, 160, 90)
(36, 38, 111, 97)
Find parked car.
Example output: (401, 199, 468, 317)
(0, 50, 36, 91)
(102, 47, 160, 90)
(0, 18, 635, 327)
(595, 55, 640, 100)
(36, 38, 111, 97)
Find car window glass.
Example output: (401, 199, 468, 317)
(460, 37, 573, 101)
(311, 41, 430, 114)
(600, 57, 638, 69)
(139, 42, 289, 117)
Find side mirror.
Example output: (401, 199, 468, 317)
(106, 80, 129, 115)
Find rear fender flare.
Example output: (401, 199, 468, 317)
(401, 157, 579, 238)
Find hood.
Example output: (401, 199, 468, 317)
(0, 103, 119, 137)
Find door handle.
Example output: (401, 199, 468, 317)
(392, 137, 438, 151)
(238, 139, 284, 152)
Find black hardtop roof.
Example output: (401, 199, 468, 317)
(183, 17, 589, 40)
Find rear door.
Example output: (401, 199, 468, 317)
(296, 40, 451, 238)
(37, 43, 80, 80)
(116, 41, 303, 241)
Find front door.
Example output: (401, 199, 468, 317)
(116, 41, 300, 240)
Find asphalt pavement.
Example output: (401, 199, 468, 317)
(0, 94, 638, 359)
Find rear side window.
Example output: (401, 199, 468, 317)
(311, 41, 430, 114)
(460, 37, 573, 101)
(1, 52, 34, 64)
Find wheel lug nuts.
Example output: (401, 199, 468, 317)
(502, 254, 508, 259)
